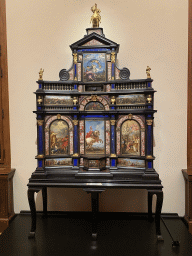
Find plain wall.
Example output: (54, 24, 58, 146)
(6, 0, 188, 215)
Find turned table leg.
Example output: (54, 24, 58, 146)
(91, 192, 99, 240)
(28, 188, 40, 238)
(42, 187, 47, 216)
(155, 190, 164, 241)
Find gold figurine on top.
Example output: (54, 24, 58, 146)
(38, 68, 44, 81)
(146, 66, 151, 79)
(90, 4, 101, 28)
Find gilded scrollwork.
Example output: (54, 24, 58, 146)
(111, 52, 116, 63)
(37, 120, 44, 126)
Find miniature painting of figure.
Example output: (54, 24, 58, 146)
(44, 96, 73, 105)
(85, 120, 105, 155)
(83, 53, 106, 82)
(50, 120, 69, 155)
(85, 101, 104, 111)
(116, 94, 146, 105)
(45, 158, 72, 167)
(121, 120, 140, 155)
(117, 158, 145, 168)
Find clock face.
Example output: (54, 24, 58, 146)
(83, 53, 106, 82)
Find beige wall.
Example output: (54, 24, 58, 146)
(6, 0, 187, 215)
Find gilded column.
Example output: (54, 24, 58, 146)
(73, 53, 78, 89)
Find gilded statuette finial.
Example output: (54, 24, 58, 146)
(146, 66, 151, 79)
(90, 3, 101, 28)
(38, 68, 44, 81)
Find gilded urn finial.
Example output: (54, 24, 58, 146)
(90, 3, 101, 28)
(38, 68, 44, 81)
(146, 66, 151, 79)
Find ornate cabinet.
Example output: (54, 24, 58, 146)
(28, 5, 163, 240)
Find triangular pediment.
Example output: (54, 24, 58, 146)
(70, 31, 119, 52)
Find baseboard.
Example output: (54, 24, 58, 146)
(20, 210, 180, 219)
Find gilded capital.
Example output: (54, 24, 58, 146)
(73, 153, 79, 157)
(73, 120, 79, 126)
(110, 120, 116, 125)
(37, 120, 44, 126)
(110, 153, 117, 157)
(36, 154, 44, 159)
(146, 120, 153, 126)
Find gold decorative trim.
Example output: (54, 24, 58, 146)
(73, 120, 79, 125)
(37, 120, 44, 126)
(57, 114, 61, 119)
(146, 66, 151, 79)
(110, 154, 117, 157)
(111, 76, 114, 80)
(147, 95, 152, 104)
(146, 155, 154, 160)
(74, 77, 77, 81)
(111, 96, 116, 105)
(73, 97, 78, 105)
(73, 153, 79, 157)
(111, 52, 116, 63)
(37, 96, 43, 105)
(36, 155, 44, 159)
(73, 53, 78, 64)
(91, 95, 98, 101)
(128, 114, 133, 119)
(146, 120, 153, 126)
(38, 68, 44, 81)
(110, 120, 116, 125)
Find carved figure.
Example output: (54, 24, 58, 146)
(90, 4, 101, 28)
(38, 68, 44, 80)
(146, 66, 151, 79)
(86, 130, 103, 149)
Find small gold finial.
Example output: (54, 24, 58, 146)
(146, 66, 151, 79)
(147, 95, 152, 104)
(111, 96, 116, 105)
(57, 114, 61, 119)
(90, 4, 101, 28)
(73, 97, 78, 105)
(37, 96, 43, 105)
(38, 68, 44, 81)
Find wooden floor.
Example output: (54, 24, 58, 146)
(0, 212, 192, 256)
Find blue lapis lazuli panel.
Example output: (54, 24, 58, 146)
(148, 106, 152, 109)
(111, 159, 116, 167)
(74, 125, 78, 153)
(147, 82, 151, 88)
(74, 84, 77, 90)
(38, 125, 44, 154)
(111, 84, 115, 89)
(111, 125, 115, 154)
(147, 115, 152, 118)
(77, 48, 110, 52)
(112, 63, 115, 77)
(111, 106, 115, 110)
(37, 106, 42, 110)
(73, 159, 78, 166)
(74, 64, 77, 76)
(38, 160, 43, 168)
(147, 125, 152, 155)
(39, 84, 42, 89)
(148, 161, 152, 169)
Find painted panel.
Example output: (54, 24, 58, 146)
(77, 63, 81, 81)
(85, 101, 104, 111)
(85, 120, 105, 155)
(83, 53, 106, 82)
(121, 120, 140, 156)
(45, 158, 72, 166)
(108, 62, 112, 81)
(117, 158, 145, 168)
(115, 67, 120, 80)
(50, 120, 69, 155)
(44, 96, 73, 105)
(116, 95, 146, 105)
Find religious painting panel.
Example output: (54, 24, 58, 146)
(85, 120, 105, 155)
(50, 120, 69, 155)
(85, 101, 104, 111)
(121, 120, 140, 156)
(83, 53, 106, 82)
